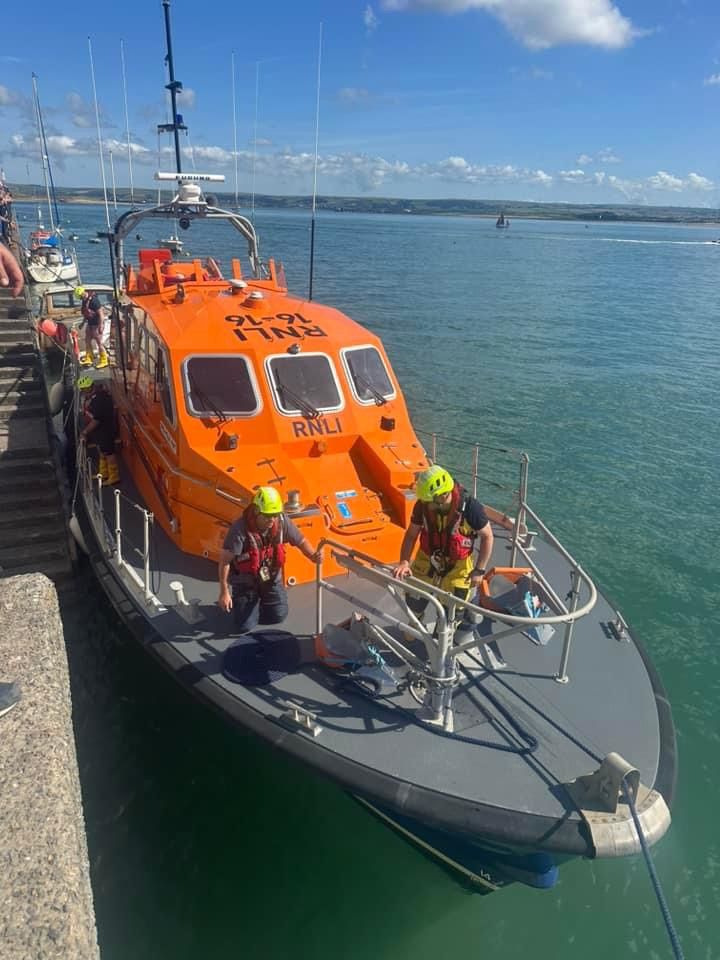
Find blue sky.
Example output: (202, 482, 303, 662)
(1, 0, 719, 206)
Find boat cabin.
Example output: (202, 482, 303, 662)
(113, 249, 426, 584)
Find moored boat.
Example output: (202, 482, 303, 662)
(58, 1, 676, 893)
(25, 77, 80, 287)
(496, 211, 510, 228)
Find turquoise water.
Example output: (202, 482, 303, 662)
(22, 202, 720, 958)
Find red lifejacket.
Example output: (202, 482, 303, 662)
(419, 483, 474, 567)
(232, 508, 286, 579)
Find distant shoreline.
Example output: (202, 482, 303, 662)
(10, 191, 720, 226)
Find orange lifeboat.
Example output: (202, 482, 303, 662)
(108, 213, 427, 585)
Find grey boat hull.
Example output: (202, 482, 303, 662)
(70, 477, 676, 891)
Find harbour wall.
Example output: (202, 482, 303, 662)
(0, 573, 100, 959)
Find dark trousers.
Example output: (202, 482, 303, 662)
(407, 586, 472, 621)
(232, 576, 289, 634)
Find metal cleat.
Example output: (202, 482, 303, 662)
(279, 702, 323, 738)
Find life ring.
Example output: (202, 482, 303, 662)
(477, 567, 534, 613)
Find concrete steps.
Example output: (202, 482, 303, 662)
(0, 285, 74, 588)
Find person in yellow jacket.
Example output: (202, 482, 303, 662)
(393, 463, 494, 622)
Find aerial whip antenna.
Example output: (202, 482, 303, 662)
(231, 51, 239, 209)
(120, 39, 135, 204)
(308, 22, 323, 301)
(88, 36, 111, 231)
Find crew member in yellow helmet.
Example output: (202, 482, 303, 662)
(393, 463, 494, 623)
(217, 486, 321, 633)
(78, 376, 120, 485)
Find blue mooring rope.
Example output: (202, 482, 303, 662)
(622, 774, 684, 960)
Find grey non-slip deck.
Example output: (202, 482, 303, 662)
(96, 480, 662, 828)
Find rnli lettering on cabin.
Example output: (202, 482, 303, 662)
(225, 312, 327, 342)
(292, 417, 343, 438)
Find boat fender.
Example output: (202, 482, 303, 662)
(48, 381, 66, 417)
(69, 514, 89, 554)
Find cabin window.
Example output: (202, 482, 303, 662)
(147, 331, 159, 374)
(50, 291, 76, 310)
(341, 346, 395, 405)
(123, 310, 136, 367)
(156, 348, 175, 424)
(182, 355, 261, 418)
(137, 326, 149, 370)
(267, 354, 342, 416)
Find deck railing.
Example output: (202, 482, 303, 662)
(78, 425, 598, 699)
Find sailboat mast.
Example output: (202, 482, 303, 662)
(120, 39, 135, 204)
(308, 22, 323, 302)
(88, 36, 111, 231)
(109, 149, 118, 209)
(231, 51, 239, 209)
(31, 73, 55, 232)
(161, 0, 183, 175)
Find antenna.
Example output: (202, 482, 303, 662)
(231, 51, 239, 209)
(120, 39, 135, 204)
(308, 22, 323, 302)
(88, 36, 111, 231)
(109, 149, 118, 209)
(30, 74, 55, 232)
(251, 60, 259, 224)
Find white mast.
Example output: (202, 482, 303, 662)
(251, 60, 259, 224)
(88, 36, 111, 231)
(120, 39, 135, 204)
(109, 149, 118, 209)
(231, 50, 239, 209)
(31, 73, 55, 232)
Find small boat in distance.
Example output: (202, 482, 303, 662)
(159, 233, 183, 253)
(496, 211, 510, 228)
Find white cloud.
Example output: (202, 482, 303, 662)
(685, 172, 713, 191)
(559, 169, 586, 181)
(531, 68, 554, 80)
(177, 87, 196, 109)
(338, 87, 371, 103)
(576, 147, 621, 166)
(5, 125, 714, 201)
(703, 73, 720, 86)
(0, 85, 20, 107)
(65, 91, 114, 130)
(381, 0, 643, 50)
(364, 4, 379, 33)
(646, 170, 684, 191)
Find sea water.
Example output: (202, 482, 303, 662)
(21, 202, 719, 958)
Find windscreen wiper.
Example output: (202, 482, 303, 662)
(354, 373, 388, 406)
(275, 378, 321, 419)
(187, 369, 228, 423)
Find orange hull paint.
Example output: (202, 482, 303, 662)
(111, 251, 428, 584)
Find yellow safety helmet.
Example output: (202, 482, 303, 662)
(416, 464, 454, 502)
(252, 486, 284, 515)
(74, 286, 86, 298)
(76, 375, 94, 390)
